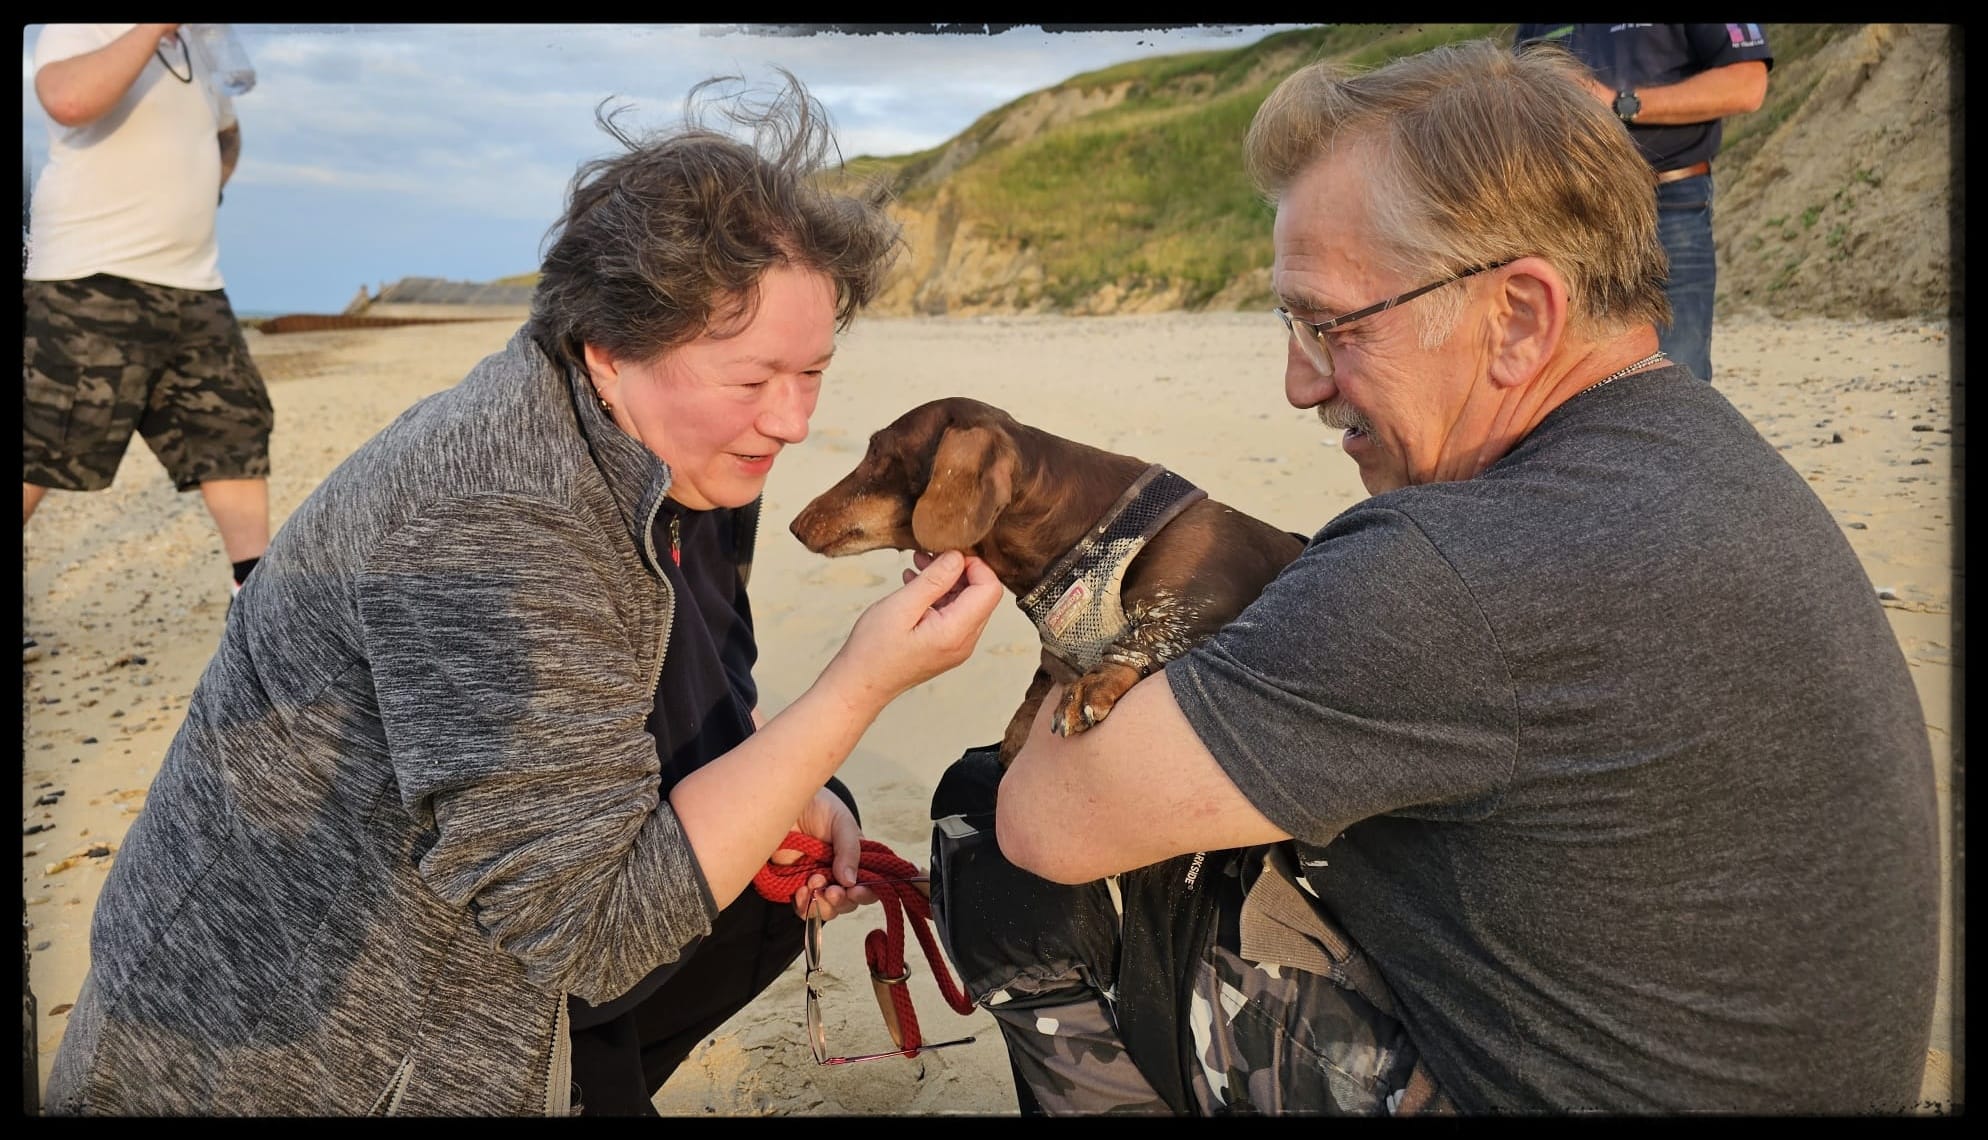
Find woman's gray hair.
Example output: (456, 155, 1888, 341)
(1244, 38, 1671, 344)
(529, 69, 902, 372)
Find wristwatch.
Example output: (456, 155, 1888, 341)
(1612, 88, 1642, 123)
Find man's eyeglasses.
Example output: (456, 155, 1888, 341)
(801, 875, 977, 1066)
(1275, 261, 1511, 378)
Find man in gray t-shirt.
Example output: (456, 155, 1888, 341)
(981, 40, 1939, 1114)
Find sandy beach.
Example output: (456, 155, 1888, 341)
(22, 311, 1957, 1114)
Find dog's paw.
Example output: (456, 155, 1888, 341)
(1053, 664, 1143, 738)
(1051, 686, 1105, 738)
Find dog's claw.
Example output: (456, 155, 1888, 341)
(1050, 690, 1102, 738)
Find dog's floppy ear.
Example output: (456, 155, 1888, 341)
(912, 424, 1016, 552)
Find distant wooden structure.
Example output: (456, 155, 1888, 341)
(252, 276, 535, 335)
(347, 275, 535, 320)
(252, 313, 504, 335)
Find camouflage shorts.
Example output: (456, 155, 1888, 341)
(941, 837, 1447, 1116)
(930, 748, 1449, 1116)
(981, 923, 1436, 1116)
(23, 274, 273, 492)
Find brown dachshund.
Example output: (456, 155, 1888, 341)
(790, 397, 1305, 765)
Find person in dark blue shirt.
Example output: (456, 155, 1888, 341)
(1514, 24, 1773, 385)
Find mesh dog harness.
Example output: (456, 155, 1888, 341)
(1016, 464, 1206, 673)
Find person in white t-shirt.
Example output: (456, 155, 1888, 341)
(24, 22, 274, 662)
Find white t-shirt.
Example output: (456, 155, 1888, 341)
(26, 24, 237, 290)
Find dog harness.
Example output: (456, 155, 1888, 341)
(1016, 464, 1206, 674)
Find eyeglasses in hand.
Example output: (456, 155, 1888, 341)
(801, 875, 977, 1066)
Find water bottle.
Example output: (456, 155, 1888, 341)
(183, 24, 256, 97)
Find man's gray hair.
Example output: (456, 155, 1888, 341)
(1245, 38, 1671, 343)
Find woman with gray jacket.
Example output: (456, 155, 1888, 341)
(44, 72, 1003, 1116)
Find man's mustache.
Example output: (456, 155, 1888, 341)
(1316, 402, 1371, 433)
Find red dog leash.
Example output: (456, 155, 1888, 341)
(753, 831, 975, 1052)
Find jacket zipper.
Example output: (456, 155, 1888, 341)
(641, 493, 677, 702)
(542, 993, 574, 1114)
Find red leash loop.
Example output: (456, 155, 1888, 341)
(753, 830, 974, 1053)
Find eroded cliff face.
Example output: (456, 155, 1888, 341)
(872, 82, 1144, 317)
(1713, 23, 1954, 321)
(873, 185, 1052, 317)
(867, 24, 1953, 321)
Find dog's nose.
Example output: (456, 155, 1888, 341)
(789, 505, 828, 550)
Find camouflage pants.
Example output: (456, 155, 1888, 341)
(931, 747, 1447, 1116)
(23, 274, 273, 492)
(978, 839, 1463, 1114)
(977, 851, 1444, 1116)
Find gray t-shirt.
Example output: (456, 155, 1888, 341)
(1168, 366, 1940, 1113)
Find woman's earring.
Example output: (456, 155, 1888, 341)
(597, 395, 612, 413)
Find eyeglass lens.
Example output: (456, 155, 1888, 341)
(1281, 310, 1334, 377)
(805, 976, 831, 1063)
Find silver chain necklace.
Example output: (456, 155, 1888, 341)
(1577, 350, 1668, 397)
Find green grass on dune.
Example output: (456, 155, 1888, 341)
(952, 85, 1275, 309)
(872, 24, 1512, 309)
(492, 23, 1856, 312)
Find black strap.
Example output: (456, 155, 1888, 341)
(1111, 849, 1247, 1114)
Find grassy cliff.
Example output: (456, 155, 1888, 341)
(494, 23, 1950, 321)
(856, 24, 1520, 314)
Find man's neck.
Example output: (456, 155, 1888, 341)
(1448, 329, 1665, 483)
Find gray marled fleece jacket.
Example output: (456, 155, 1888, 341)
(46, 327, 721, 1115)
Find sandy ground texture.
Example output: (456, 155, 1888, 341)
(22, 313, 1957, 1115)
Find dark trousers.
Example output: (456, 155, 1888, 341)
(567, 888, 805, 1115)
(566, 778, 855, 1116)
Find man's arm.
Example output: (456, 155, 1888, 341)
(996, 670, 1289, 885)
(1583, 59, 1770, 126)
(34, 24, 180, 128)
(218, 122, 241, 189)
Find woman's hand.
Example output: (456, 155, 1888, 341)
(822, 549, 1002, 710)
(769, 786, 877, 921)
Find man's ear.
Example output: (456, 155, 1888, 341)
(912, 425, 1016, 552)
(1486, 256, 1568, 390)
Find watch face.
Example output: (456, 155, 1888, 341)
(1616, 91, 1640, 120)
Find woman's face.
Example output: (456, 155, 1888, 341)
(585, 265, 837, 511)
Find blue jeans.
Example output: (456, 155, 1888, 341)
(1656, 172, 1716, 384)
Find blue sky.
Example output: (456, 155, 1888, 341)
(23, 23, 1308, 315)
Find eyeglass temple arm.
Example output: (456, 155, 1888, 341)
(1367, 262, 1510, 322)
(1382, 276, 1455, 313)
